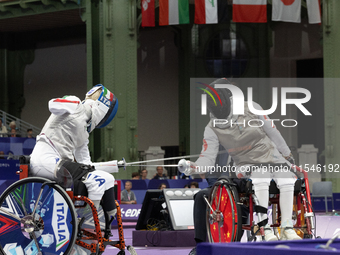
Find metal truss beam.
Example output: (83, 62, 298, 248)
(0, 0, 85, 19)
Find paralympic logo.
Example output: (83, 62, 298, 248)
(196, 82, 223, 115)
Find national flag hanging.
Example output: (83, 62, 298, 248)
(142, 0, 155, 27)
(195, 0, 218, 24)
(306, 0, 321, 24)
(159, 0, 190, 26)
(232, 0, 267, 23)
(272, 0, 301, 23)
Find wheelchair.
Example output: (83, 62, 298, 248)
(206, 165, 315, 243)
(0, 159, 137, 255)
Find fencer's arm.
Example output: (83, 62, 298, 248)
(91, 160, 120, 173)
(195, 126, 220, 171)
(74, 141, 123, 173)
(74, 141, 92, 165)
(253, 101, 291, 157)
(48, 96, 81, 115)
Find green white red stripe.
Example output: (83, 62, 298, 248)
(103, 87, 114, 102)
(195, 0, 218, 24)
(159, 0, 189, 26)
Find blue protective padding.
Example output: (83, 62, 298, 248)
(121, 180, 148, 190)
(133, 190, 147, 204)
(147, 179, 170, 189)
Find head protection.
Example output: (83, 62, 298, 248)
(84, 84, 118, 132)
(206, 78, 233, 119)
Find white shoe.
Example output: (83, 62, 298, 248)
(280, 220, 302, 240)
(264, 224, 278, 241)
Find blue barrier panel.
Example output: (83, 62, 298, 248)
(147, 179, 170, 189)
(121, 180, 148, 190)
(134, 190, 147, 204)
(167, 179, 191, 188)
(0, 137, 35, 156)
(0, 159, 20, 194)
(312, 194, 340, 211)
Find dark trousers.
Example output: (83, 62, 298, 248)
(193, 188, 211, 243)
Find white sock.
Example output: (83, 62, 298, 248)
(279, 184, 294, 226)
(254, 183, 269, 222)
(107, 208, 117, 218)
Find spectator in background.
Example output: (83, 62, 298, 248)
(10, 129, 20, 137)
(152, 166, 167, 180)
(184, 184, 189, 189)
(140, 169, 149, 180)
(0, 151, 5, 159)
(0, 119, 7, 137)
(9, 121, 17, 131)
(27, 129, 34, 138)
(158, 183, 167, 190)
(121, 181, 137, 204)
(190, 182, 199, 189)
(131, 172, 140, 179)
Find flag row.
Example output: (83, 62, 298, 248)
(141, 0, 321, 27)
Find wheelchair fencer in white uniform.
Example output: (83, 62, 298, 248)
(182, 78, 301, 242)
(30, 84, 125, 219)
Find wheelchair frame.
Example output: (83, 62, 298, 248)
(0, 163, 136, 255)
(206, 165, 315, 243)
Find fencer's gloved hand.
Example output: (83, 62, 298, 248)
(117, 158, 126, 170)
(178, 159, 198, 176)
(284, 153, 295, 165)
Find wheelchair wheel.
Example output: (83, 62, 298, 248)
(0, 177, 77, 255)
(206, 178, 242, 243)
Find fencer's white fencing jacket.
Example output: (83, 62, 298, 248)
(36, 96, 93, 164)
(196, 102, 291, 170)
(33, 96, 119, 173)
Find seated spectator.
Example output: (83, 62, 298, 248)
(152, 166, 167, 180)
(0, 119, 8, 137)
(159, 183, 167, 190)
(10, 129, 21, 137)
(120, 181, 137, 204)
(131, 172, 140, 180)
(190, 181, 199, 189)
(9, 121, 17, 131)
(0, 151, 5, 159)
(27, 129, 34, 138)
(140, 169, 149, 180)
(184, 184, 189, 189)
